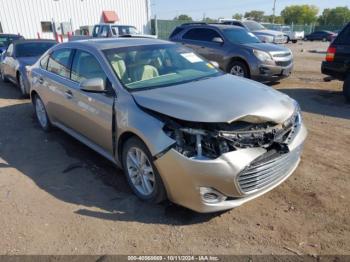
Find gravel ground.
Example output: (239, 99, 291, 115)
(0, 41, 349, 256)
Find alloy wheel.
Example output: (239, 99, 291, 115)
(35, 97, 48, 128)
(126, 147, 156, 196)
(230, 65, 245, 77)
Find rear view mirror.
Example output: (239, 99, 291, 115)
(212, 37, 224, 44)
(80, 78, 105, 92)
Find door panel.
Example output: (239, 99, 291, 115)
(45, 48, 74, 124)
(63, 49, 114, 153)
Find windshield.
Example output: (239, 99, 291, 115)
(112, 26, 139, 36)
(223, 28, 261, 44)
(104, 44, 222, 91)
(15, 42, 55, 57)
(243, 21, 266, 31)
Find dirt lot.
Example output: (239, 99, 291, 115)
(0, 41, 349, 256)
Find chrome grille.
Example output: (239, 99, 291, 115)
(237, 146, 302, 194)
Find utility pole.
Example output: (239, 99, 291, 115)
(272, 0, 276, 24)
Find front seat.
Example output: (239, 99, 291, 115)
(131, 51, 159, 82)
(110, 54, 128, 82)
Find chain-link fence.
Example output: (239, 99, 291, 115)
(152, 19, 347, 40)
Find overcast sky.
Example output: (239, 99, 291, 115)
(151, 0, 349, 20)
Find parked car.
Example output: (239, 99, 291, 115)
(28, 38, 307, 213)
(304, 30, 336, 42)
(269, 24, 304, 43)
(169, 23, 293, 82)
(0, 39, 56, 96)
(92, 23, 156, 38)
(321, 23, 350, 102)
(0, 33, 24, 53)
(220, 19, 287, 44)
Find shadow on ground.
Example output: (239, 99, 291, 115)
(279, 88, 350, 120)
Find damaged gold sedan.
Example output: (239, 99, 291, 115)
(29, 38, 307, 213)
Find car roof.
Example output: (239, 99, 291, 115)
(95, 23, 135, 27)
(13, 39, 57, 45)
(0, 34, 22, 37)
(179, 23, 245, 30)
(58, 37, 172, 50)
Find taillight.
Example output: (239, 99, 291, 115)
(326, 46, 336, 62)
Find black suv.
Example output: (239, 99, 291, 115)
(169, 23, 293, 82)
(321, 23, 350, 101)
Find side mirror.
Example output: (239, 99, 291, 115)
(80, 78, 105, 92)
(210, 61, 220, 68)
(212, 37, 224, 44)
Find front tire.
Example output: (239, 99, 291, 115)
(343, 76, 350, 103)
(229, 61, 249, 78)
(34, 95, 51, 132)
(122, 137, 167, 203)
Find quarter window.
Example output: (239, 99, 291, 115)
(47, 49, 72, 78)
(183, 28, 221, 42)
(6, 44, 14, 56)
(71, 50, 107, 85)
(40, 54, 50, 70)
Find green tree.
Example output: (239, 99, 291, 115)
(318, 7, 350, 25)
(281, 5, 319, 24)
(232, 13, 243, 20)
(174, 14, 193, 21)
(263, 15, 284, 24)
(244, 10, 265, 22)
(202, 17, 217, 23)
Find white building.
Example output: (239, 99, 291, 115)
(0, 0, 151, 39)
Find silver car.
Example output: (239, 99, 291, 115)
(29, 38, 307, 213)
(0, 39, 56, 97)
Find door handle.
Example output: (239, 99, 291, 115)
(38, 77, 44, 84)
(65, 90, 73, 99)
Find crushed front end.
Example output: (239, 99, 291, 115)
(153, 104, 307, 213)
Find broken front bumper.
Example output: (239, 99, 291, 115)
(154, 123, 307, 213)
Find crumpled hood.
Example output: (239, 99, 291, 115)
(253, 29, 284, 37)
(132, 74, 295, 124)
(17, 56, 39, 66)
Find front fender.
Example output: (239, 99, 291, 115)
(115, 91, 175, 158)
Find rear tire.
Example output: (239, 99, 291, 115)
(343, 76, 350, 103)
(229, 61, 249, 78)
(34, 95, 51, 132)
(292, 40, 297, 44)
(122, 137, 167, 204)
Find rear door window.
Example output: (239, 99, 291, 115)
(183, 28, 221, 42)
(47, 49, 72, 78)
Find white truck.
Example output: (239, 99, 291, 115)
(71, 23, 157, 41)
(268, 24, 304, 44)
